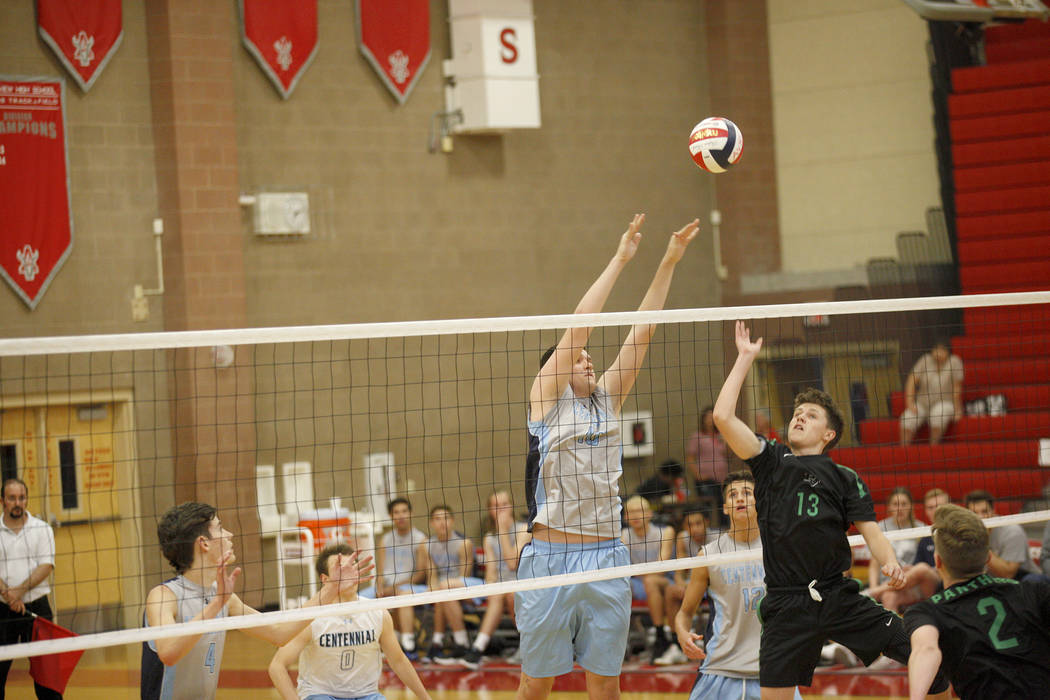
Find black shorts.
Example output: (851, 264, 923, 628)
(758, 578, 899, 688)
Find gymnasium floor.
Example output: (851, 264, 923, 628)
(6, 635, 917, 699)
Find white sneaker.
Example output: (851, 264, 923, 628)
(653, 644, 689, 666)
(820, 642, 861, 667)
(868, 655, 904, 670)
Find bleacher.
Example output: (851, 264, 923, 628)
(832, 18, 1050, 515)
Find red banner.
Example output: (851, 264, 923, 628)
(0, 77, 73, 309)
(239, 0, 319, 99)
(37, 0, 123, 92)
(356, 0, 431, 104)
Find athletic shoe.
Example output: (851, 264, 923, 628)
(402, 648, 419, 662)
(649, 631, 671, 665)
(423, 644, 442, 663)
(460, 647, 483, 670)
(820, 642, 861, 667)
(653, 643, 689, 666)
(434, 644, 468, 665)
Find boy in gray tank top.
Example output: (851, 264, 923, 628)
(517, 214, 699, 700)
(142, 502, 373, 700)
(417, 505, 480, 664)
(673, 472, 803, 700)
(374, 497, 427, 657)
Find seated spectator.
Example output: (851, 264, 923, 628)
(622, 495, 676, 664)
(655, 509, 707, 666)
(865, 488, 926, 612)
(913, 488, 951, 568)
(418, 505, 482, 663)
(965, 490, 1042, 581)
(635, 459, 688, 506)
(461, 490, 530, 669)
(900, 338, 963, 445)
(1043, 519, 1050, 577)
(754, 409, 779, 441)
(687, 406, 729, 526)
(371, 498, 428, 658)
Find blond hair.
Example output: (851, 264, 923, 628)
(932, 504, 988, 580)
(923, 487, 949, 503)
(624, 495, 651, 514)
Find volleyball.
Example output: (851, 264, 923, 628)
(688, 117, 743, 173)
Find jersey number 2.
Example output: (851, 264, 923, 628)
(977, 597, 1019, 650)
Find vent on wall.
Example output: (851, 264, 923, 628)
(251, 192, 311, 235)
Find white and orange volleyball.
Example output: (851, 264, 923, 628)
(688, 117, 743, 173)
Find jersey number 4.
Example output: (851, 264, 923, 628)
(977, 597, 1019, 651)
(204, 642, 216, 674)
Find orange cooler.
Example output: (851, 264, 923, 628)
(298, 508, 352, 552)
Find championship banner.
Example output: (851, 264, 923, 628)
(0, 77, 73, 309)
(356, 0, 431, 104)
(37, 0, 123, 92)
(239, 0, 319, 99)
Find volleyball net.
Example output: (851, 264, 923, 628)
(0, 290, 1048, 660)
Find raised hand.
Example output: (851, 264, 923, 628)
(735, 321, 763, 358)
(614, 213, 646, 262)
(664, 219, 700, 263)
(331, 551, 376, 597)
(214, 550, 241, 607)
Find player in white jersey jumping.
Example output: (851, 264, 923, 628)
(141, 502, 373, 700)
(518, 213, 699, 700)
(674, 472, 802, 700)
(269, 543, 432, 700)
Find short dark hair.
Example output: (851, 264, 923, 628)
(388, 497, 411, 515)
(722, 470, 755, 499)
(430, 504, 452, 518)
(315, 542, 355, 579)
(793, 388, 845, 452)
(964, 489, 994, 509)
(157, 502, 217, 573)
(932, 337, 952, 351)
(659, 459, 683, 477)
(2, 478, 27, 499)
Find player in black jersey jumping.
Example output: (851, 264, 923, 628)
(904, 504, 1050, 699)
(713, 322, 949, 700)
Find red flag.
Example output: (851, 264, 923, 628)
(37, 0, 123, 92)
(29, 616, 84, 694)
(0, 76, 74, 309)
(356, 0, 431, 104)
(239, 0, 319, 99)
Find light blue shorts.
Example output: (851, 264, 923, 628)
(630, 572, 675, 601)
(689, 673, 802, 700)
(357, 583, 428, 599)
(514, 538, 631, 678)
(305, 694, 385, 700)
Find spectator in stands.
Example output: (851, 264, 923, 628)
(755, 409, 779, 441)
(654, 509, 708, 666)
(462, 490, 530, 669)
(636, 459, 688, 506)
(964, 490, 1041, 581)
(419, 505, 481, 663)
(622, 495, 676, 664)
(373, 498, 427, 658)
(913, 488, 952, 568)
(900, 339, 963, 445)
(866, 488, 926, 612)
(687, 406, 729, 525)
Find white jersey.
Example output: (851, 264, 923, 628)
(380, 527, 425, 587)
(702, 532, 765, 678)
(141, 576, 227, 700)
(527, 385, 623, 539)
(296, 608, 385, 700)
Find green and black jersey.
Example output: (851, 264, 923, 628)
(904, 574, 1050, 700)
(745, 437, 875, 589)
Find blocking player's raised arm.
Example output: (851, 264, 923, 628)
(529, 214, 644, 419)
(712, 321, 763, 460)
(907, 625, 942, 700)
(600, 219, 699, 414)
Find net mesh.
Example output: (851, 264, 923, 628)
(0, 291, 1048, 661)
